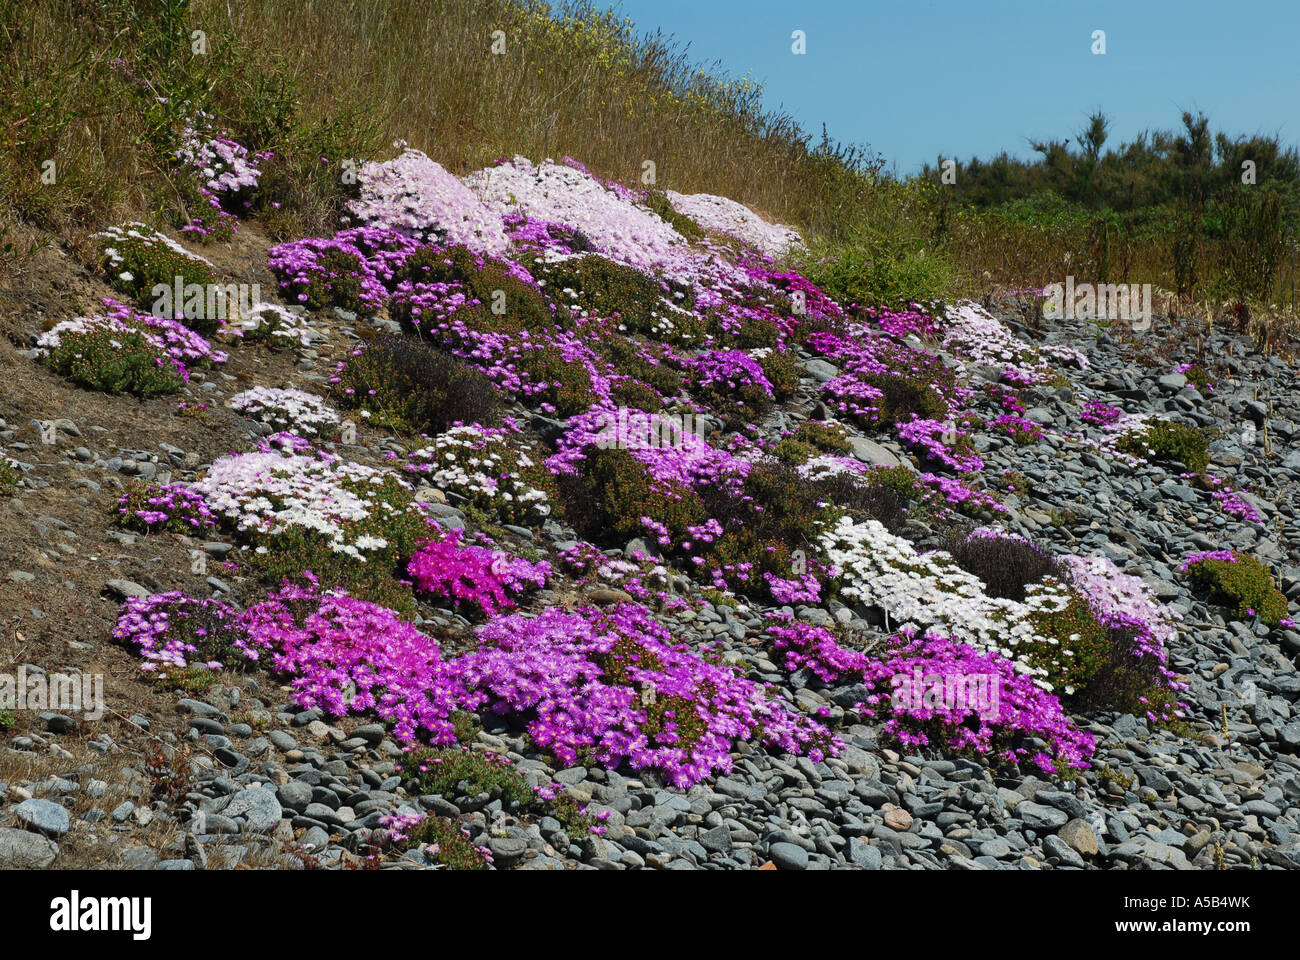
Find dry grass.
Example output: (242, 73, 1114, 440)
(1, 0, 881, 245)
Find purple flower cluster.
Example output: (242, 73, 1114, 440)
(914, 472, 1007, 514)
(1080, 399, 1122, 425)
(116, 482, 219, 532)
(268, 225, 422, 310)
(686, 348, 773, 399)
(991, 414, 1043, 444)
(764, 616, 1096, 773)
(985, 382, 1026, 415)
(1178, 549, 1238, 572)
(821, 375, 885, 422)
(1212, 489, 1263, 524)
(407, 529, 550, 617)
(854, 304, 940, 339)
(36, 297, 229, 381)
(896, 417, 984, 473)
(240, 576, 467, 745)
(455, 603, 838, 787)
(546, 407, 751, 501)
(113, 592, 258, 673)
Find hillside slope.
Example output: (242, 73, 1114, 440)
(1, 127, 1300, 872)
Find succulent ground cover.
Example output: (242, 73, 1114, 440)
(96, 136, 1214, 787)
(21, 119, 1297, 873)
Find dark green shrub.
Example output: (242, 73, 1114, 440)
(555, 446, 706, 543)
(1020, 581, 1114, 693)
(598, 337, 684, 397)
(536, 254, 703, 344)
(863, 372, 951, 424)
(396, 244, 556, 335)
(513, 345, 596, 417)
(609, 377, 664, 411)
(332, 334, 501, 434)
(397, 746, 595, 837)
(940, 530, 1055, 602)
(772, 419, 851, 464)
(98, 228, 214, 321)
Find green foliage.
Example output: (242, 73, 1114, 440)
(1184, 552, 1290, 627)
(398, 746, 595, 837)
(1215, 187, 1288, 302)
(1180, 363, 1213, 394)
(597, 337, 684, 397)
(155, 665, 220, 694)
(1020, 582, 1114, 694)
(1117, 419, 1210, 472)
(394, 815, 493, 869)
(513, 345, 596, 417)
(796, 221, 959, 309)
(98, 232, 216, 328)
(698, 461, 845, 595)
(756, 348, 801, 400)
(43, 326, 185, 397)
(396, 244, 556, 336)
(772, 419, 851, 463)
(0, 458, 20, 497)
(609, 377, 664, 411)
(865, 372, 951, 425)
(536, 254, 702, 344)
(556, 446, 705, 544)
(245, 476, 435, 613)
(298, 248, 367, 312)
(644, 189, 704, 240)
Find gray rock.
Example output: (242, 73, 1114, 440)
(1058, 818, 1099, 856)
(848, 436, 901, 468)
(14, 798, 70, 836)
(768, 842, 809, 870)
(802, 358, 839, 384)
(1018, 802, 1068, 831)
(699, 825, 732, 855)
(103, 579, 150, 600)
(1042, 834, 1086, 867)
(487, 836, 529, 868)
(0, 827, 57, 867)
(847, 836, 882, 869)
(223, 787, 282, 832)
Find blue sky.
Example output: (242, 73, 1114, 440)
(609, 0, 1300, 175)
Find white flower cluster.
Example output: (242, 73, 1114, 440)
(348, 148, 511, 255)
(406, 425, 549, 523)
(174, 113, 263, 194)
(1077, 412, 1152, 466)
(465, 156, 688, 276)
(941, 300, 1051, 382)
(665, 190, 804, 259)
(228, 386, 341, 437)
(818, 515, 1085, 689)
(796, 453, 868, 482)
(189, 446, 412, 560)
(93, 222, 214, 276)
(240, 302, 318, 347)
